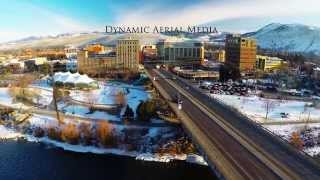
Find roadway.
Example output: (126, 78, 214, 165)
(145, 66, 320, 180)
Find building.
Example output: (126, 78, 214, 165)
(77, 50, 117, 76)
(51, 60, 67, 73)
(172, 67, 219, 80)
(24, 57, 48, 72)
(256, 55, 287, 72)
(142, 45, 157, 63)
(225, 34, 257, 72)
(213, 50, 225, 62)
(85, 44, 106, 54)
(313, 67, 320, 80)
(64, 45, 78, 59)
(116, 38, 140, 70)
(0, 59, 24, 74)
(157, 40, 204, 66)
(66, 59, 77, 72)
(77, 39, 140, 76)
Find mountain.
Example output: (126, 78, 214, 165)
(0, 32, 188, 51)
(245, 23, 320, 55)
(2, 23, 320, 56)
(0, 32, 108, 50)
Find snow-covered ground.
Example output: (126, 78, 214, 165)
(69, 82, 149, 107)
(265, 123, 320, 156)
(0, 87, 52, 108)
(0, 125, 23, 139)
(63, 82, 150, 120)
(59, 104, 120, 121)
(0, 80, 150, 122)
(211, 94, 320, 123)
(211, 93, 320, 157)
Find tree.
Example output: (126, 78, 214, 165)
(290, 132, 304, 150)
(39, 63, 51, 75)
(84, 92, 98, 113)
(136, 100, 157, 122)
(53, 86, 63, 124)
(122, 105, 134, 122)
(79, 122, 93, 145)
(262, 99, 276, 120)
(9, 86, 40, 105)
(61, 124, 80, 144)
(47, 126, 62, 141)
(114, 91, 127, 107)
(96, 121, 115, 147)
(15, 74, 36, 89)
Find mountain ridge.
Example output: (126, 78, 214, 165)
(1, 23, 320, 56)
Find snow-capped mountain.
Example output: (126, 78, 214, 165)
(1, 23, 320, 56)
(245, 23, 320, 55)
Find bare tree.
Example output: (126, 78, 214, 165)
(290, 132, 304, 151)
(53, 86, 63, 124)
(114, 90, 127, 107)
(262, 99, 276, 120)
(84, 91, 99, 113)
(51, 71, 63, 125)
(302, 103, 311, 130)
(96, 121, 114, 147)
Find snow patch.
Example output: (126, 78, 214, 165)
(0, 125, 23, 139)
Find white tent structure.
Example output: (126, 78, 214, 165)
(53, 72, 98, 88)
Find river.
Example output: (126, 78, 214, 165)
(0, 140, 216, 180)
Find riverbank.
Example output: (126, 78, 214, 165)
(0, 121, 207, 166)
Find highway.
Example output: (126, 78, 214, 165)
(145, 66, 320, 180)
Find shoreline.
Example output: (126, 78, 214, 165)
(0, 125, 208, 166)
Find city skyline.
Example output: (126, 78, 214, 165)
(1, 0, 320, 43)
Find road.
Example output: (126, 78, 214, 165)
(145, 66, 320, 180)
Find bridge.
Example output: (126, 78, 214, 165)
(144, 65, 320, 180)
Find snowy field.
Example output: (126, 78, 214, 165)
(211, 93, 320, 157)
(211, 94, 320, 123)
(69, 82, 149, 111)
(63, 82, 150, 120)
(265, 124, 320, 156)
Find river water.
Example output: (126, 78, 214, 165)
(0, 140, 216, 180)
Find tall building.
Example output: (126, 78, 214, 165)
(157, 40, 204, 65)
(116, 38, 140, 70)
(225, 34, 257, 72)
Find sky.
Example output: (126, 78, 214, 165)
(0, 0, 320, 43)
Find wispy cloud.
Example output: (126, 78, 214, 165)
(116, 0, 320, 27)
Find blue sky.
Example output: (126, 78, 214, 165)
(0, 0, 319, 42)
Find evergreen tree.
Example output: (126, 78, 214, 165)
(136, 100, 157, 122)
(123, 105, 134, 121)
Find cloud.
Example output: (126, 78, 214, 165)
(115, 0, 320, 27)
(0, 2, 95, 43)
